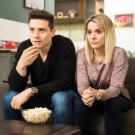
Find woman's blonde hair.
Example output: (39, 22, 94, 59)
(85, 14, 116, 64)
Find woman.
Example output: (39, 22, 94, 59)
(75, 14, 133, 135)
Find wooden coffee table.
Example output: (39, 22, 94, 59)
(0, 120, 81, 135)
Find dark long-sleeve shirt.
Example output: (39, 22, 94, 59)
(8, 35, 77, 99)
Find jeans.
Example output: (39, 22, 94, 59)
(74, 95, 133, 135)
(3, 90, 79, 125)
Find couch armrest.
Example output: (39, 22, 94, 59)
(0, 82, 9, 96)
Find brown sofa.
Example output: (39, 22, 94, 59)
(0, 82, 9, 120)
(0, 57, 135, 135)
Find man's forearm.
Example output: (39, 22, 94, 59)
(16, 61, 27, 77)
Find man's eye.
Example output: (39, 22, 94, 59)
(29, 28, 34, 31)
(39, 29, 45, 32)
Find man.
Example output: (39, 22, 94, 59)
(3, 9, 77, 125)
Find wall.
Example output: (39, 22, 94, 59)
(104, 0, 135, 51)
(0, 18, 28, 42)
(0, 0, 28, 23)
(55, 0, 95, 47)
(0, 0, 47, 42)
(0, 0, 93, 45)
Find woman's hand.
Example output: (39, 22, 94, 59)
(81, 88, 96, 107)
(89, 87, 103, 100)
(81, 87, 103, 107)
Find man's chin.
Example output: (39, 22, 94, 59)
(35, 45, 42, 49)
(32, 44, 42, 48)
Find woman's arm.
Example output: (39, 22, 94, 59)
(98, 48, 128, 100)
(77, 49, 90, 95)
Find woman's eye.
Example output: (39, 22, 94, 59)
(87, 31, 92, 34)
(96, 30, 102, 34)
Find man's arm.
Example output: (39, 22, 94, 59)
(8, 40, 38, 92)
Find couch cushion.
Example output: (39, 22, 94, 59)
(125, 58, 135, 102)
(125, 58, 135, 84)
(0, 82, 9, 120)
(0, 82, 9, 96)
(125, 84, 135, 102)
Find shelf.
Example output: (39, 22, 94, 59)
(55, 17, 84, 24)
(55, 0, 87, 24)
(0, 49, 17, 53)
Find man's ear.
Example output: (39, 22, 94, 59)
(51, 28, 56, 37)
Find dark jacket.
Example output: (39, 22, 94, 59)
(8, 35, 77, 100)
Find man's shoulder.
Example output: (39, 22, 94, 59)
(53, 35, 70, 40)
(18, 39, 31, 49)
(52, 35, 75, 49)
(20, 39, 31, 46)
(15, 39, 31, 56)
(53, 35, 73, 44)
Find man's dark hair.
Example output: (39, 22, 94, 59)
(28, 9, 54, 29)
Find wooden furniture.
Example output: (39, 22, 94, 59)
(55, 0, 87, 24)
(0, 120, 81, 135)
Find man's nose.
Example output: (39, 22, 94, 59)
(34, 30, 40, 37)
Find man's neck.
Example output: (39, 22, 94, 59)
(39, 41, 52, 62)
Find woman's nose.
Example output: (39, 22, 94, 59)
(91, 32, 96, 39)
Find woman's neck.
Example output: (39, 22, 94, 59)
(93, 48, 105, 63)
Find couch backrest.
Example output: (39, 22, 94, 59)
(125, 57, 135, 102)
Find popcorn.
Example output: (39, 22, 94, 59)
(22, 107, 52, 123)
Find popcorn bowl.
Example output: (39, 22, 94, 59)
(22, 107, 52, 124)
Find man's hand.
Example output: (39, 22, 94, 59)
(16, 46, 39, 76)
(11, 88, 34, 110)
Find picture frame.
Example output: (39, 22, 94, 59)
(114, 14, 134, 27)
(24, 0, 44, 10)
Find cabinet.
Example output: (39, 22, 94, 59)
(55, 0, 87, 24)
(0, 52, 15, 82)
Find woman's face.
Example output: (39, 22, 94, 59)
(87, 21, 105, 50)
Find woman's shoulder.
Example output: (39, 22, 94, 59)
(114, 47, 127, 56)
(113, 47, 128, 62)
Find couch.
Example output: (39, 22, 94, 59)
(0, 56, 135, 135)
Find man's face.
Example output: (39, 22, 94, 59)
(28, 19, 55, 49)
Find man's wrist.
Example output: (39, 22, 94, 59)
(16, 63, 27, 77)
(31, 87, 38, 94)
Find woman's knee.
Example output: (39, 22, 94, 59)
(105, 96, 130, 113)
